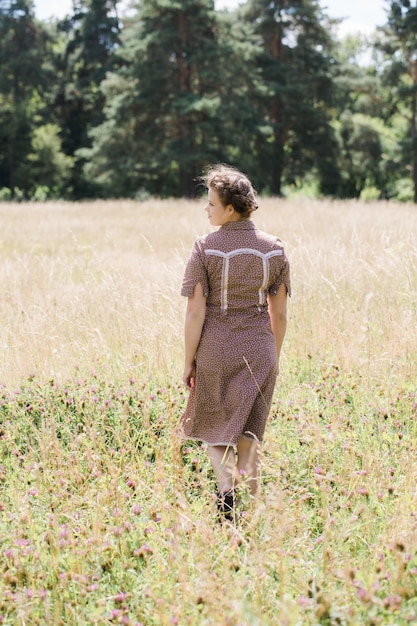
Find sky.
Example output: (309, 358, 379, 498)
(34, 0, 388, 37)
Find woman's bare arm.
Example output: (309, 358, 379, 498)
(267, 282, 288, 372)
(183, 282, 206, 390)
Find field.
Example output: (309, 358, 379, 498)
(0, 198, 416, 625)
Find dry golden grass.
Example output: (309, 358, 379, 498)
(1, 198, 416, 387)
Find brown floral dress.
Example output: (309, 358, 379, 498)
(180, 220, 290, 446)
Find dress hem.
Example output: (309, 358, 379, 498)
(179, 433, 262, 448)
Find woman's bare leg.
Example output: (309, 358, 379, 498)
(207, 445, 236, 493)
(236, 436, 261, 497)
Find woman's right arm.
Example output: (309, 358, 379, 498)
(183, 281, 206, 390)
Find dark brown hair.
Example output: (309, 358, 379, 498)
(201, 164, 258, 219)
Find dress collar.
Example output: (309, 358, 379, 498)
(220, 220, 255, 231)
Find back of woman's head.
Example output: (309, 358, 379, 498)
(202, 164, 258, 219)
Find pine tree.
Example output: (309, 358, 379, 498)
(376, 0, 417, 202)
(85, 0, 261, 197)
(53, 0, 121, 197)
(240, 0, 338, 195)
(0, 0, 49, 196)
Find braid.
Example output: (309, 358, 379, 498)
(201, 164, 258, 218)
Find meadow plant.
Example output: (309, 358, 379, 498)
(0, 198, 416, 624)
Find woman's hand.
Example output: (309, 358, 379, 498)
(183, 362, 196, 391)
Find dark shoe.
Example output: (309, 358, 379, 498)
(217, 490, 235, 523)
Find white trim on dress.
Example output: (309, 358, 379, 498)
(205, 248, 283, 313)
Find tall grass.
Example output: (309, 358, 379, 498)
(0, 198, 416, 625)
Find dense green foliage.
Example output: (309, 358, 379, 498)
(0, 0, 416, 201)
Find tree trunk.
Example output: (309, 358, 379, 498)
(270, 144, 283, 196)
(270, 96, 285, 196)
(269, 24, 284, 196)
(412, 80, 417, 203)
(179, 167, 195, 198)
(411, 104, 417, 203)
(8, 142, 15, 196)
(176, 11, 195, 198)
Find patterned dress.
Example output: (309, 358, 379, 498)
(180, 220, 291, 446)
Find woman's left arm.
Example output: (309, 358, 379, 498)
(267, 283, 288, 372)
(183, 281, 207, 390)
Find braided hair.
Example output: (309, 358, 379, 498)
(202, 164, 259, 219)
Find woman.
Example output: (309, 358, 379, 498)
(180, 164, 290, 521)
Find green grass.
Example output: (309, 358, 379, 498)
(1, 357, 417, 625)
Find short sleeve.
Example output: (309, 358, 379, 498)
(268, 245, 291, 297)
(181, 238, 209, 297)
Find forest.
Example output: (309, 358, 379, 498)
(1, 0, 416, 202)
